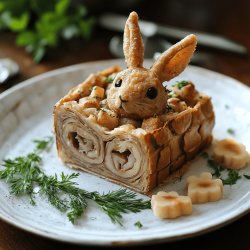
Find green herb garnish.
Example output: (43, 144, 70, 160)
(168, 80, 189, 97)
(221, 169, 241, 185)
(243, 174, 250, 179)
(200, 152, 225, 177)
(134, 221, 143, 229)
(0, 136, 150, 225)
(227, 128, 235, 135)
(168, 90, 177, 98)
(105, 77, 114, 84)
(175, 80, 189, 89)
(89, 86, 97, 91)
(201, 151, 246, 185)
(104, 73, 117, 84)
(33, 136, 54, 152)
(90, 189, 150, 226)
(1, 153, 42, 205)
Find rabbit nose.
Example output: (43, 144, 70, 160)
(118, 95, 128, 109)
(119, 95, 128, 103)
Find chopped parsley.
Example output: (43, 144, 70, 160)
(89, 86, 97, 91)
(227, 128, 235, 135)
(105, 77, 114, 83)
(104, 73, 117, 84)
(168, 80, 189, 98)
(200, 152, 247, 185)
(134, 221, 143, 229)
(168, 90, 177, 98)
(200, 151, 224, 177)
(174, 80, 189, 89)
(33, 136, 54, 152)
(244, 174, 250, 179)
(221, 169, 241, 185)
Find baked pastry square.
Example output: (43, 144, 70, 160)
(54, 12, 215, 194)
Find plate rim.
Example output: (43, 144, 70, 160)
(0, 59, 250, 246)
(1, 59, 249, 101)
(0, 208, 249, 246)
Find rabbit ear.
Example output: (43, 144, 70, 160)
(123, 12, 144, 68)
(151, 34, 197, 82)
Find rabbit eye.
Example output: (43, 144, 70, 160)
(146, 87, 158, 99)
(115, 79, 122, 87)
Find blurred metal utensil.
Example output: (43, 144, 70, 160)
(0, 58, 19, 84)
(109, 35, 212, 66)
(99, 13, 248, 55)
(109, 35, 172, 58)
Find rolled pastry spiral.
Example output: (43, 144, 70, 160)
(54, 102, 105, 166)
(105, 136, 143, 179)
(54, 102, 152, 192)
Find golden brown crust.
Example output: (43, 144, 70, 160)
(107, 12, 197, 120)
(54, 67, 215, 194)
(55, 66, 121, 107)
(151, 34, 197, 82)
(123, 12, 144, 68)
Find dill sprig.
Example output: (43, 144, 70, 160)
(37, 172, 88, 223)
(0, 153, 42, 204)
(0, 136, 150, 225)
(89, 189, 151, 226)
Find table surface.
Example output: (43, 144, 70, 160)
(0, 0, 250, 249)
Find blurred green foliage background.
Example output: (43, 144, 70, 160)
(0, 0, 94, 62)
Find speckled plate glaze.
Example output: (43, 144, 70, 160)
(0, 59, 249, 246)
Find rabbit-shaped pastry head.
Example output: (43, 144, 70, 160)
(107, 11, 197, 119)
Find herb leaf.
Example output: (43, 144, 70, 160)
(227, 128, 235, 135)
(175, 80, 189, 89)
(104, 73, 117, 84)
(33, 136, 54, 152)
(134, 221, 143, 229)
(243, 174, 250, 179)
(221, 169, 241, 185)
(168, 90, 177, 98)
(200, 152, 225, 177)
(201, 151, 247, 185)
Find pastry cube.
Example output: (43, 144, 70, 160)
(213, 139, 250, 170)
(187, 172, 223, 203)
(151, 191, 192, 219)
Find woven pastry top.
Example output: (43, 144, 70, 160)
(55, 66, 213, 134)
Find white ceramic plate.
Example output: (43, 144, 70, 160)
(0, 59, 250, 246)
